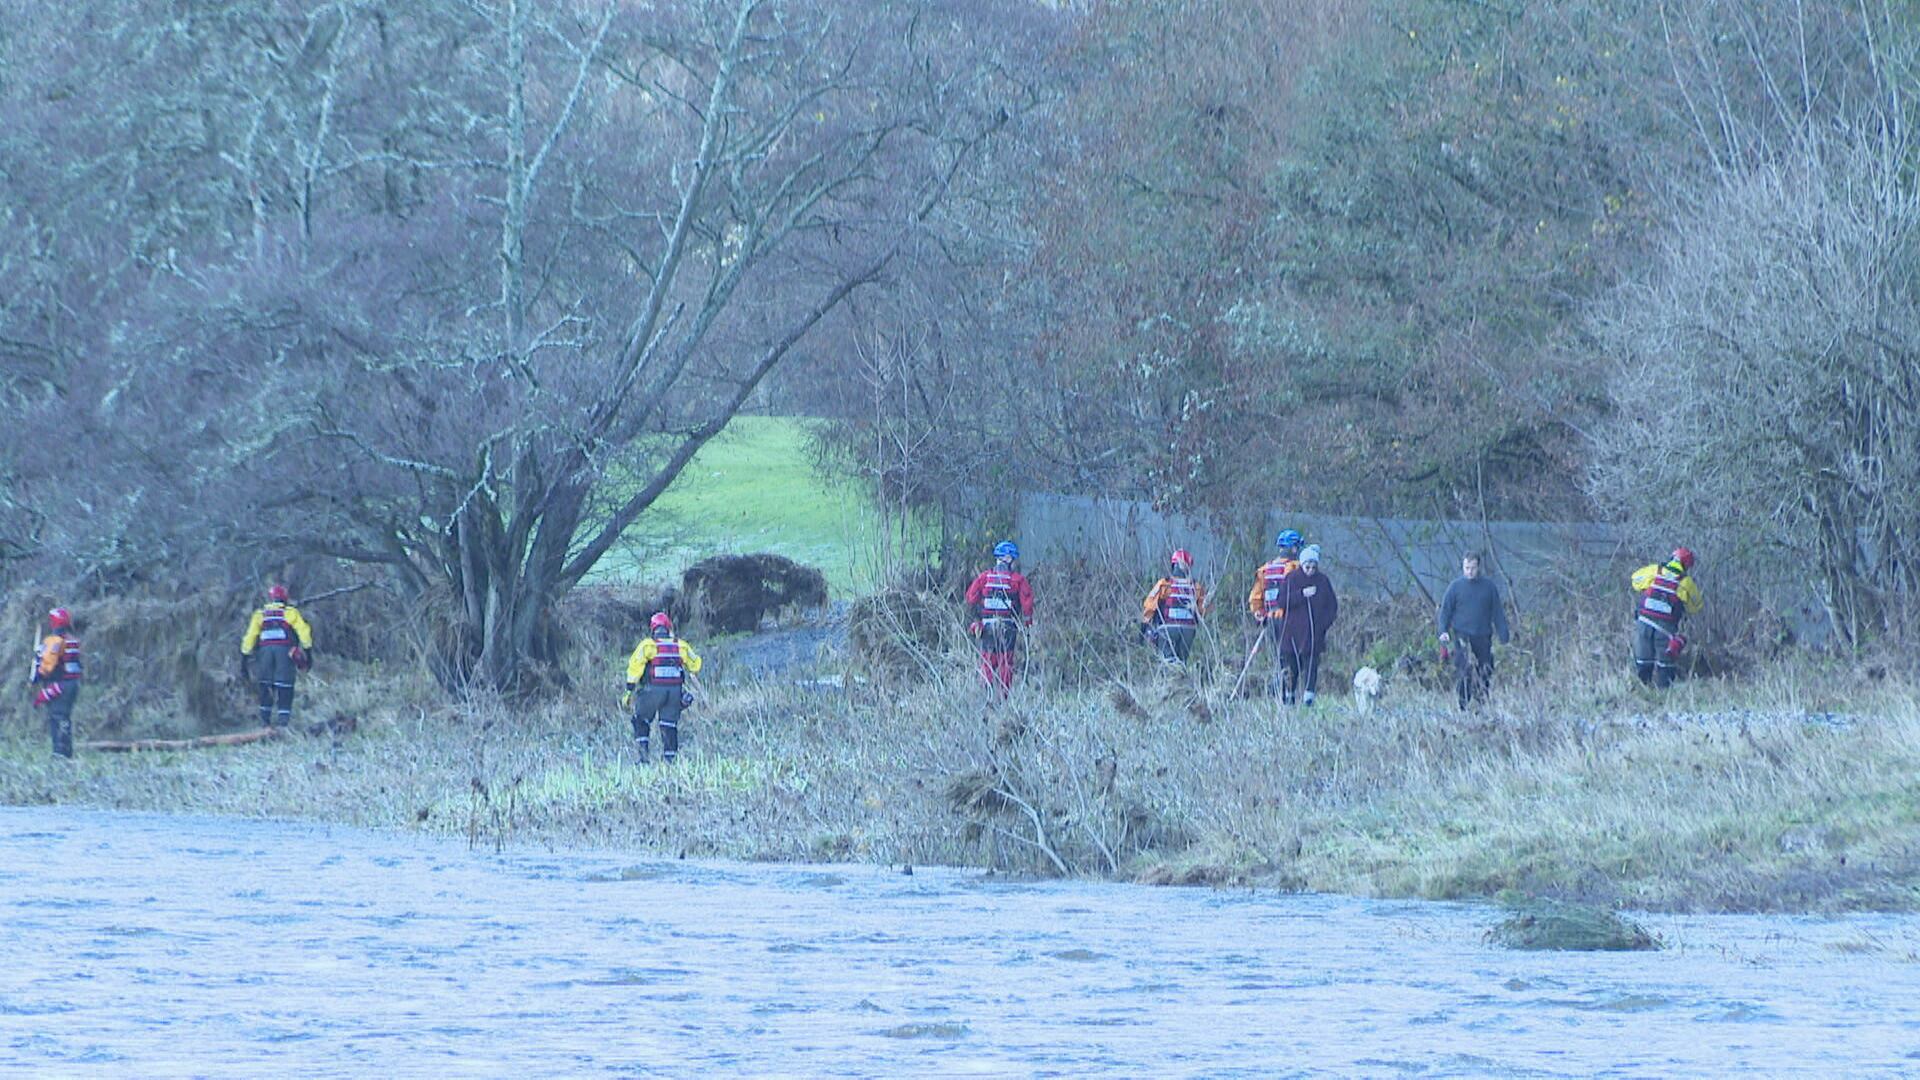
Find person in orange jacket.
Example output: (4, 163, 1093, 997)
(1630, 546, 1704, 688)
(30, 607, 83, 758)
(966, 540, 1035, 693)
(1248, 528, 1304, 691)
(623, 611, 704, 762)
(240, 584, 315, 729)
(1141, 548, 1208, 664)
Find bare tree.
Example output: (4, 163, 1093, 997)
(1590, 0, 1920, 642)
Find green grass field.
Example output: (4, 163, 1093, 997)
(584, 416, 931, 596)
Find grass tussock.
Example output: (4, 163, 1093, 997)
(5, 581, 1919, 914)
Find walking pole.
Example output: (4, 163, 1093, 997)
(1229, 624, 1265, 699)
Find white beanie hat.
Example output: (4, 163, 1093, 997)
(1300, 545, 1322, 564)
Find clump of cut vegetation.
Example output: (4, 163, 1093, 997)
(1487, 893, 1660, 952)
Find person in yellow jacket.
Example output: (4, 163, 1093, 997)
(31, 607, 83, 758)
(240, 584, 315, 728)
(1630, 546, 1704, 688)
(623, 611, 703, 763)
(1141, 549, 1209, 664)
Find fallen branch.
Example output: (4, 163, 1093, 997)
(79, 716, 357, 753)
(81, 728, 288, 752)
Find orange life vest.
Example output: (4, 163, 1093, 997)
(1159, 580, 1200, 627)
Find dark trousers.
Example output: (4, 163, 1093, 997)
(254, 646, 298, 727)
(1279, 644, 1321, 705)
(1156, 625, 1196, 664)
(45, 681, 78, 758)
(1453, 633, 1495, 709)
(1632, 620, 1678, 688)
(630, 685, 685, 760)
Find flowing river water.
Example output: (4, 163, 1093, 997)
(2, 807, 1917, 1077)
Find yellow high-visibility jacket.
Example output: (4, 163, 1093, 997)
(1630, 564, 1704, 615)
(241, 603, 315, 654)
(626, 637, 704, 685)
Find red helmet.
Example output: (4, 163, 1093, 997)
(47, 607, 72, 631)
(1170, 549, 1194, 570)
(1670, 547, 1696, 571)
(649, 611, 674, 633)
(267, 584, 290, 602)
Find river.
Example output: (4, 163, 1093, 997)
(2, 807, 1916, 1076)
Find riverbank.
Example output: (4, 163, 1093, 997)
(4, 648, 1916, 914)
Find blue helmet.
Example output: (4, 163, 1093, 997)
(1275, 529, 1303, 550)
(993, 540, 1019, 561)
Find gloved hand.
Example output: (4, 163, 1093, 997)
(290, 645, 311, 672)
(680, 689, 695, 710)
(239, 653, 252, 680)
(1664, 633, 1687, 657)
(620, 691, 634, 710)
(1138, 622, 1154, 642)
(968, 620, 982, 638)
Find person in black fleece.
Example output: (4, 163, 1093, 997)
(1436, 552, 1511, 709)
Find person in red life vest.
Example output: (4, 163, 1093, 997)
(1140, 548, 1209, 664)
(1249, 528, 1304, 692)
(966, 540, 1036, 694)
(1630, 546, 1704, 688)
(624, 612, 704, 763)
(30, 607, 84, 758)
(1274, 545, 1339, 706)
(240, 584, 316, 729)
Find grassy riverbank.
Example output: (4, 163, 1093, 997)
(4, 641, 1916, 914)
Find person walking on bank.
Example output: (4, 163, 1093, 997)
(1140, 548, 1209, 664)
(1631, 547, 1703, 689)
(623, 612, 703, 763)
(240, 584, 315, 730)
(966, 540, 1036, 694)
(30, 607, 83, 758)
(1249, 528, 1305, 691)
(1437, 551, 1512, 710)
(1275, 545, 1338, 706)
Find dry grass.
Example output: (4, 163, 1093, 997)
(4, 585, 1918, 913)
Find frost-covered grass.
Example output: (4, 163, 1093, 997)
(5, 631, 1918, 914)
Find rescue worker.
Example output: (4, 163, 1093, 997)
(30, 607, 83, 758)
(1250, 528, 1305, 693)
(1140, 548, 1208, 664)
(1274, 545, 1338, 706)
(965, 540, 1035, 694)
(623, 612, 703, 762)
(1437, 551, 1511, 709)
(1630, 546, 1703, 689)
(240, 584, 315, 729)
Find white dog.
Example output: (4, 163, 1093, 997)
(1352, 666, 1383, 715)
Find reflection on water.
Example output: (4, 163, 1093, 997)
(2, 807, 1917, 1076)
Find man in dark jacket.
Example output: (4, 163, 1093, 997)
(1436, 551, 1511, 709)
(1275, 546, 1338, 706)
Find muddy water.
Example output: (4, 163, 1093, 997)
(2, 808, 1917, 1076)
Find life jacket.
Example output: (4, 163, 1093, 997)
(646, 639, 686, 686)
(1158, 579, 1200, 627)
(42, 634, 83, 682)
(977, 569, 1022, 622)
(257, 603, 295, 647)
(1637, 566, 1687, 625)
(1261, 559, 1297, 616)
